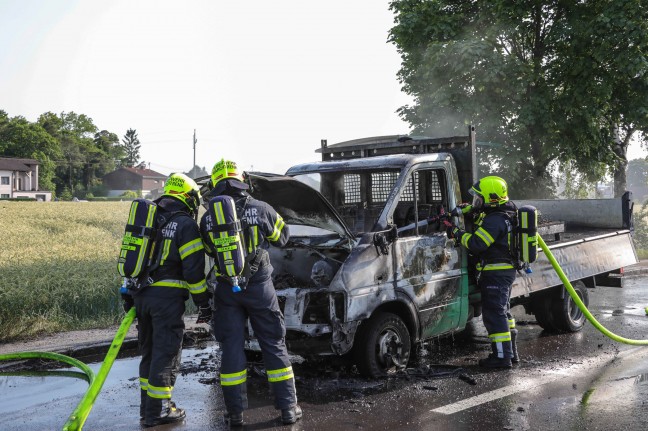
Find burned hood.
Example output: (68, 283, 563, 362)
(247, 173, 353, 240)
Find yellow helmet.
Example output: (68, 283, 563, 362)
(211, 159, 244, 188)
(470, 176, 509, 208)
(163, 173, 201, 212)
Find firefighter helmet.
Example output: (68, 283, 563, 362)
(163, 173, 201, 212)
(211, 159, 244, 188)
(470, 176, 509, 208)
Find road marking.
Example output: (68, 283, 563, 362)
(430, 377, 548, 415)
(430, 348, 648, 416)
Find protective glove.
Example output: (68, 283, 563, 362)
(121, 293, 134, 313)
(196, 303, 212, 324)
(450, 203, 472, 218)
(442, 220, 456, 238)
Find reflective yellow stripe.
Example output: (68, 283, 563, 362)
(477, 262, 515, 271)
(461, 233, 472, 248)
(267, 366, 294, 383)
(151, 279, 187, 288)
(188, 279, 207, 294)
(508, 318, 516, 329)
(489, 332, 511, 343)
(160, 238, 171, 266)
(139, 377, 149, 390)
(147, 383, 173, 399)
(267, 215, 285, 242)
(475, 227, 494, 246)
(179, 238, 204, 260)
(221, 369, 247, 386)
(248, 226, 259, 253)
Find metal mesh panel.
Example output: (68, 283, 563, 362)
(343, 174, 361, 204)
(371, 171, 398, 203)
(429, 170, 442, 201)
(401, 171, 419, 202)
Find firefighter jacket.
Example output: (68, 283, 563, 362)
(147, 197, 209, 304)
(454, 201, 517, 272)
(200, 190, 289, 284)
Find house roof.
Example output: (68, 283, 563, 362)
(0, 157, 39, 172)
(115, 167, 167, 179)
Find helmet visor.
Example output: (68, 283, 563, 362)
(469, 188, 483, 210)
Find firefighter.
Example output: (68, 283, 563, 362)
(122, 172, 212, 427)
(448, 176, 519, 368)
(200, 159, 302, 427)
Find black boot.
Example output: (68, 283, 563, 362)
(510, 328, 519, 363)
(224, 411, 244, 427)
(140, 390, 147, 423)
(478, 354, 512, 369)
(143, 399, 186, 427)
(281, 405, 303, 425)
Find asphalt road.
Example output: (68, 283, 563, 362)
(2, 274, 648, 431)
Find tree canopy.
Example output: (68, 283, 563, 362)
(389, 0, 648, 198)
(121, 128, 141, 168)
(0, 110, 140, 198)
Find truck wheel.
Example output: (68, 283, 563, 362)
(354, 312, 411, 378)
(531, 293, 556, 331)
(551, 280, 589, 332)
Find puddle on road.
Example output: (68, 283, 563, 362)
(0, 346, 214, 416)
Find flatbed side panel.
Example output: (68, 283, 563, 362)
(516, 193, 632, 229)
(512, 231, 638, 298)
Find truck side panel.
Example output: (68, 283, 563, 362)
(512, 231, 637, 299)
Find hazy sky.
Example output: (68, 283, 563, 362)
(1, 1, 645, 177)
(0, 0, 414, 175)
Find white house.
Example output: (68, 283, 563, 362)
(0, 157, 52, 201)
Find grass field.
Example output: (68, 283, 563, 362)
(0, 201, 132, 341)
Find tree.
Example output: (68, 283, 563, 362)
(0, 113, 62, 191)
(121, 128, 141, 167)
(38, 112, 99, 196)
(627, 158, 648, 201)
(389, 0, 648, 198)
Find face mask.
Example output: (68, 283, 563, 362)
(471, 193, 484, 210)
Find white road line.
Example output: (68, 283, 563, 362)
(430, 348, 648, 416)
(430, 376, 556, 415)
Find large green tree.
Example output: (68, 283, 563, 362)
(121, 128, 141, 167)
(38, 112, 100, 195)
(389, 0, 648, 198)
(0, 111, 61, 191)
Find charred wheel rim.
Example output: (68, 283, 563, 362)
(376, 326, 406, 369)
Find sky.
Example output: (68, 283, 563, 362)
(1, 0, 646, 177)
(0, 0, 415, 176)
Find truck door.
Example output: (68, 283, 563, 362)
(392, 167, 465, 339)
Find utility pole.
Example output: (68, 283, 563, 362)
(193, 129, 197, 178)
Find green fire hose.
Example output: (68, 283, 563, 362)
(0, 308, 136, 431)
(538, 234, 648, 345)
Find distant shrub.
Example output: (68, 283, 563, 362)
(120, 190, 139, 199)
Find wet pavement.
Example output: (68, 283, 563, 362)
(1, 268, 648, 430)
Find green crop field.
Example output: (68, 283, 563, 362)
(0, 201, 132, 341)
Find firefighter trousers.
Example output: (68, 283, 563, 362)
(479, 270, 516, 359)
(135, 290, 186, 420)
(211, 265, 297, 414)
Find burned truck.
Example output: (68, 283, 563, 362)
(204, 127, 638, 377)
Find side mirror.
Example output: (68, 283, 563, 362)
(373, 224, 398, 256)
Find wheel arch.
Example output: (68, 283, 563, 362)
(368, 292, 420, 344)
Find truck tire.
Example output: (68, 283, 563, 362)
(532, 293, 556, 331)
(353, 312, 411, 378)
(551, 280, 589, 332)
